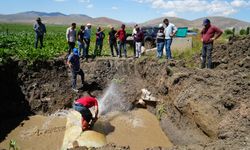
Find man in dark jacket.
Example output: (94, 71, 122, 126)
(33, 17, 46, 49)
(108, 26, 118, 57)
(67, 48, 85, 92)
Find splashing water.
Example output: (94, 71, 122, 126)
(98, 82, 131, 116)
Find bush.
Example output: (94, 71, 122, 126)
(246, 27, 250, 35)
(239, 29, 246, 35)
(224, 29, 233, 35)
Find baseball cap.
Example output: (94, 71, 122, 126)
(159, 23, 163, 28)
(87, 23, 91, 26)
(73, 48, 79, 56)
(203, 18, 210, 26)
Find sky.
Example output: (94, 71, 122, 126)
(0, 0, 250, 23)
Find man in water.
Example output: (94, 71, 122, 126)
(73, 95, 99, 131)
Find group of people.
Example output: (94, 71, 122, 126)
(33, 17, 223, 69)
(65, 22, 128, 59)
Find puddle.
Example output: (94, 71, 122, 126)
(0, 109, 172, 150)
(94, 109, 173, 150)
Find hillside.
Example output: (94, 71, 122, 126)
(142, 16, 250, 29)
(0, 11, 250, 29)
(0, 11, 123, 26)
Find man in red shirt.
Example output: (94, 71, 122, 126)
(73, 96, 99, 131)
(116, 24, 127, 58)
(201, 19, 223, 69)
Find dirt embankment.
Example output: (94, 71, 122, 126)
(0, 36, 249, 149)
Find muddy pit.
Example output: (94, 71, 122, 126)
(0, 37, 250, 150)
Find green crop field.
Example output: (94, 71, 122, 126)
(0, 23, 228, 66)
(0, 23, 133, 63)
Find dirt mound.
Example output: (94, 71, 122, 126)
(0, 37, 250, 149)
(213, 36, 250, 70)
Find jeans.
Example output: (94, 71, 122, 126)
(78, 41, 85, 57)
(118, 41, 127, 57)
(71, 69, 84, 89)
(84, 38, 90, 58)
(35, 34, 44, 49)
(109, 41, 118, 56)
(156, 42, 164, 58)
(135, 42, 142, 58)
(73, 103, 92, 122)
(165, 39, 172, 59)
(68, 42, 75, 55)
(94, 41, 103, 56)
(201, 43, 213, 69)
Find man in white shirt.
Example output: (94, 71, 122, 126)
(132, 24, 138, 57)
(66, 23, 77, 55)
(163, 18, 177, 60)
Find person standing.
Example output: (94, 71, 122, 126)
(116, 24, 127, 58)
(201, 19, 223, 69)
(73, 95, 99, 131)
(83, 23, 92, 58)
(66, 23, 77, 55)
(67, 48, 85, 92)
(108, 26, 118, 57)
(77, 25, 86, 58)
(94, 27, 105, 56)
(132, 24, 138, 57)
(33, 17, 46, 49)
(156, 24, 165, 58)
(134, 26, 144, 58)
(163, 18, 177, 60)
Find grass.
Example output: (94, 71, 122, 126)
(0, 23, 133, 63)
(156, 102, 166, 120)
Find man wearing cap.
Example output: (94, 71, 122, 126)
(33, 17, 46, 49)
(73, 95, 99, 131)
(156, 23, 165, 58)
(67, 48, 85, 92)
(66, 23, 77, 55)
(83, 23, 92, 59)
(201, 18, 223, 69)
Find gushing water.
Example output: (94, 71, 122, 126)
(98, 82, 131, 116)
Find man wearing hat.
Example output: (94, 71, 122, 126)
(201, 18, 223, 69)
(33, 17, 46, 49)
(83, 23, 92, 59)
(67, 48, 85, 92)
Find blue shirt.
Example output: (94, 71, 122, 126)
(164, 23, 177, 39)
(34, 22, 46, 36)
(68, 54, 80, 71)
(84, 27, 91, 39)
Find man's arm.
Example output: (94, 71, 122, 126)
(211, 27, 223, 42)
(171, 24, 177, 36)
(67, 56, 72, 69)
(66, 28, 69, 42)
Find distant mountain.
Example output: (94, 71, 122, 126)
(0, 11, 123, 26)
(0, 11, 250, 29)
(192, 16, 250, 29)
(142, 16, 250, 29)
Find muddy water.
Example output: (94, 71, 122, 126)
(0, 109, 172, 150)
(0, 115, 66, 150)
(94, 109, 173, 150)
